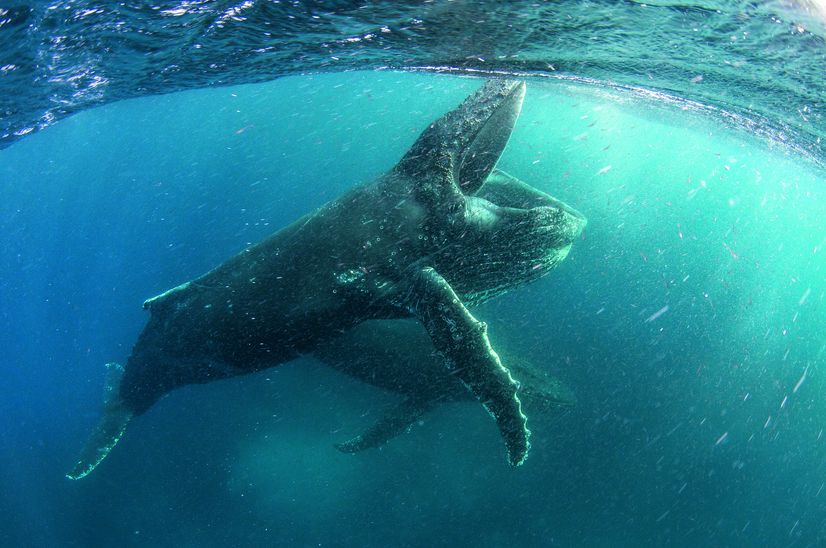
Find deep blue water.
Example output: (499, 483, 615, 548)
(2, 2, 826, 548)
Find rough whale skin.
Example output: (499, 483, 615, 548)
(67, 79, 586, 479)
(311, 318, 577, 453)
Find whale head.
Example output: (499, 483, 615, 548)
(442, 169, 587, 305)
(395, 79, 587, 305)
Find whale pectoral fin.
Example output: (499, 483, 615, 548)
(393, 267, 530, 466)
(397, 80, 526, 197)
(66, 363, 133, 480)
(335, 396, 437, 454)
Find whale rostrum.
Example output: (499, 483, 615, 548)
(67, 79, 586, 480)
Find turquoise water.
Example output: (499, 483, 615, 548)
(2, 2, 826, 547)
(2, 70, 823, 547)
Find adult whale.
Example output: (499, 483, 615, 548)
(67, 79, 587, 479)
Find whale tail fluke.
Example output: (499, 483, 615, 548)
(66, 363, 133, 480)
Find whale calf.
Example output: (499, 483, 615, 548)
(67, 79, 586, 479)
(311, 318, 577, 453)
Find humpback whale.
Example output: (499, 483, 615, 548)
(67, 79, 587, 480)
(312, 318, 577, 453)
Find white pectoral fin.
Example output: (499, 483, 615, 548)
(398, 267, 530, 466)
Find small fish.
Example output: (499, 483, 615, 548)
(793, 362, 809, 393)
(645, 305, 669, 323)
